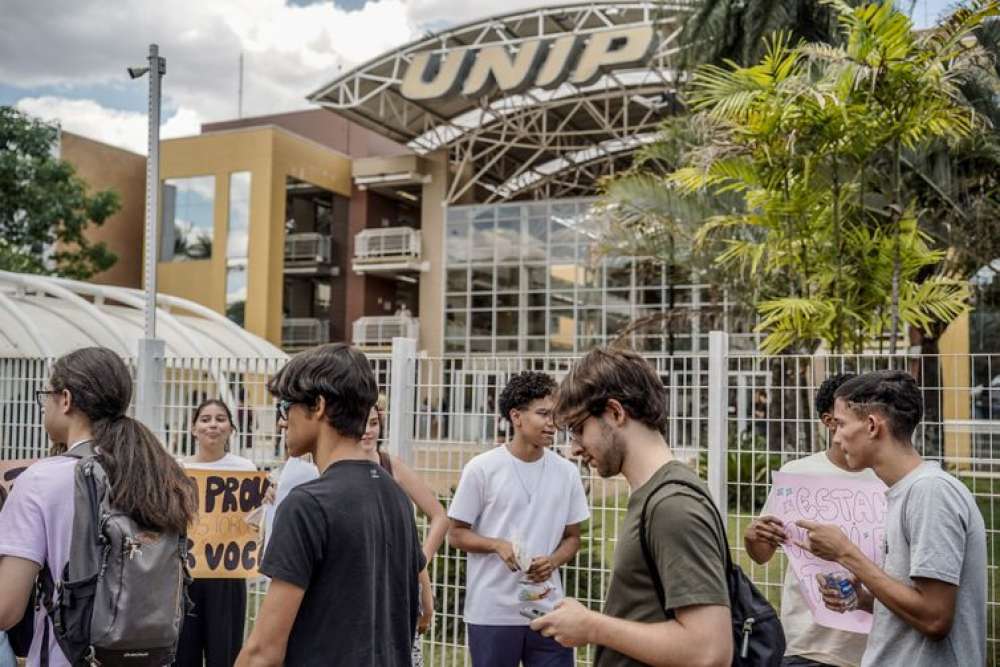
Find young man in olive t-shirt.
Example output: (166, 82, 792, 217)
(530, 347, 732, 667)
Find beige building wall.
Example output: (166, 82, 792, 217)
(939, 313, 972, 466)
(419, 151, 448, 358)
(60, 132, 146, 288)
(158, 126, 352, 347)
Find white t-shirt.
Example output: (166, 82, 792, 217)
(776, 451, 884, 667)
(448, 445, 590, 625)
(182, 453, 258, 472)
(263, 456, 320, 551)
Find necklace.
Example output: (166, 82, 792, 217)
(508, 446, 546, 504)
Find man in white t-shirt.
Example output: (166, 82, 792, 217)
(448, 371, 590, 667)
(744, 374, 882, 667)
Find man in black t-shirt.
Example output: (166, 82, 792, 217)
(236, 344, 424, 666)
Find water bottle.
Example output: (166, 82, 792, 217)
(824, 573, 859, 611)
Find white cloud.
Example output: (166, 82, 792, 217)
(2, 0, 584, 148)
(14, 96, 202, 155)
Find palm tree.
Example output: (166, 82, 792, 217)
(675, 0, 888, 69)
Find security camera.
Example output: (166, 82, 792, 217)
(127, 66, 150, 79)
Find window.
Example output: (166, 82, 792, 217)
(225, 172, 251, 326)
(442, 199, 727, 355)
(161, 176, 215, 261)
(226, 172, 251, 259)
(225, 261, 247, 327)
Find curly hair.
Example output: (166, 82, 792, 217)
(498, 371, 557, 424)
(815, 373, 855, 417)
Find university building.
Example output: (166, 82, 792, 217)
(151, 3, 746, 359)
(135, 2, 991, 422)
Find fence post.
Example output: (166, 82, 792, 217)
(135, 337, 166, 443)
(707, 330, 729, 522)
(389, 337, 417, 466)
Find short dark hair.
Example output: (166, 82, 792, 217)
(267, 343, 378, 439)
(554, 346, 667, 434)
(816, 373, 855, 416)
(834, 370, 923, 442)
(498, 371, 557, 424)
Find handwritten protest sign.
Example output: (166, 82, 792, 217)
(186, 470, 271, 579)
(764, 471, 887, 634)
(0, 459, 35, 503)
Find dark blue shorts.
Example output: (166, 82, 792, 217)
(467, 623, 574, 667)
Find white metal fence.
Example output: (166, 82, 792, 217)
(354, 226, 422, 261)
(2, 337, 999, 665)
(284, 232, 332, 264)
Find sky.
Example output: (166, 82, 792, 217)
(1, 0, 958, 155)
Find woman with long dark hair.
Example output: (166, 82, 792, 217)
(0, 347, 197, 666)
(175, 398, 256, 667)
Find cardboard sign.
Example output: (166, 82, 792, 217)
(764, 471, 888, 634)
(0, 459, 35, 503)
(186, 470, 271, 579)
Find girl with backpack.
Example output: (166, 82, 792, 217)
(175, 399, 257, 667)
(0, 347, 197, 666)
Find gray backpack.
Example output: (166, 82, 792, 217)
(38, 443, 191, 666)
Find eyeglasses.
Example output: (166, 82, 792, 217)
(35, 389, 59, 409)
(276, 398, 294, 422)
(566, 414, 594, 441)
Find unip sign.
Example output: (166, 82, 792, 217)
(400, 25, 658, 101)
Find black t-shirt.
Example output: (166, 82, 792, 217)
(262, 459, 425, 666)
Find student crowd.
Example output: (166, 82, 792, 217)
(0, 342, 987, 666)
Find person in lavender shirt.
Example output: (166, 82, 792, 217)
(0, 347, 197, 666)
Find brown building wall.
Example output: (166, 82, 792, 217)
(344, 186, 369, 341)
(202, 109, 405, 159)
(60, 132, 146, 288)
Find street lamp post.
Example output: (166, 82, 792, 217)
(130, 44, 167, 434)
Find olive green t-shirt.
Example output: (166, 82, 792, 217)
(594, 461, 730, 667)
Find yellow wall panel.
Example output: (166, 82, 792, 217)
(156, 127, 353, 348)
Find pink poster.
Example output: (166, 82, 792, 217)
(764, 471, 887, 634)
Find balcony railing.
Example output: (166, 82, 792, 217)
(352, 315, 419, 348)
(285, 232, 331, 264)
(354, 227, 421, 262)
(282, 317, 329, 349)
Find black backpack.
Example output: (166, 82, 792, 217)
(37, 443, 191, 666)
(639, 478, 785, 666)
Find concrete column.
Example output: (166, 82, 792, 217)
(419, 151, 448, 358)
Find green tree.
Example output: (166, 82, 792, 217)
(637, 1, 997, 355)
(675, 0, 883, 69)
(0, 106, 120, 280)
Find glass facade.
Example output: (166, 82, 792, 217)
(225, 172, 251, 326)
(226, 172, 251, 259)
(160, 176, 215, 261)
(444, 198, 728, 355)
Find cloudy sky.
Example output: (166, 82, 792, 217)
(1, 0, 955, 155)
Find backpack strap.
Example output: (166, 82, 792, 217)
(638, 476, 732, 613)
(37, 441, 102, 665)
(38, 562, 55, 667)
